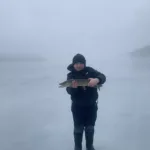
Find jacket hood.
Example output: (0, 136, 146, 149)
(67, 63, 74, 71)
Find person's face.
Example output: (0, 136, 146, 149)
(73, 62, 85, 71)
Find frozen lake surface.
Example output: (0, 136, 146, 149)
(0, 55, 150, 150)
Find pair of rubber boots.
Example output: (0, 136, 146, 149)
(74, 125, 95, 150)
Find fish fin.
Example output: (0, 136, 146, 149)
(59, 85, 64, 88)
(59, 80, 67, 86)
(97, 84, 102, 91)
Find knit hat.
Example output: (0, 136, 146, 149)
(72, 53, 86, 65)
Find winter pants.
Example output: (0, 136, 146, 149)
(71, 102, 98, 150)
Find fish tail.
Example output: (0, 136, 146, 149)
(59, 85, 64, 88)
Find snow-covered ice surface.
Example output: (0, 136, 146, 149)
(0, 54, 150, 150)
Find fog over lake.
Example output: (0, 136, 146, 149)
(0, 0, 150, 150)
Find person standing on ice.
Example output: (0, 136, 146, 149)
(66, 53, 106, 150)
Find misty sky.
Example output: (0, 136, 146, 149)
(0, 0, 150, 59)
(0, 1, 150, 150)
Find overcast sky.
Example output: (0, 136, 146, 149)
(0, 2, 150, 149)
(0, 0, 150, 60)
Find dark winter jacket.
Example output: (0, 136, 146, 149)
(66, 64, 106, 106)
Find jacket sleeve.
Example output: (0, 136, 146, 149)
(66, 73, 79, 95)
(90, 67, 106, 85)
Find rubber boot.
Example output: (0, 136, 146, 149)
(73, 125, 84, 150)
(85, 126, 95, 150)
